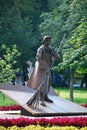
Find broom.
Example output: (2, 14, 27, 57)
(26, 70, 48, 108)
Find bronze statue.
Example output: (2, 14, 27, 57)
(27, 35, 60, 106)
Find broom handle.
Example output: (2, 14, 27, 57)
(57, 33, 66, 53)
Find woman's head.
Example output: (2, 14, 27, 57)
(42, 35, 51, 46)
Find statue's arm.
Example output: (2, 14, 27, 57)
(51, 47, 60, 60)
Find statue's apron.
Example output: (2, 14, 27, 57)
(27, 51, 52, 92)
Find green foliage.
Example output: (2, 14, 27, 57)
(69, 22, 87, 73)
(55, 22, 87, 73)
(0, 0, 87, 74)
(40, 0, 87, 74)
(39, 0, 70, 47)
(0, 44, 20, 84)
(0, 0, 45, 67)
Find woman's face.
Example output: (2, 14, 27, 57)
(44, 38, 51, 47)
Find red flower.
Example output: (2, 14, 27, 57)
(0, 105, 21, 111)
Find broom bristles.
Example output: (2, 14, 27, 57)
(26, 89, 40, 108)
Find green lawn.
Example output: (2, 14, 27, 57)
(0, 87, 87, 106)
(56, 87, 87, 104)
(0, 92, 17, 106)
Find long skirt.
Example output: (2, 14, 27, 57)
(27, 61, 52, 95)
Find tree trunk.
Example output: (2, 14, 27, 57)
(70, 69, 74, 102)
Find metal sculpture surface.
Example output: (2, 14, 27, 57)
(27, 36, 60, 107)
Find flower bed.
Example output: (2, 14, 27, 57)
(0, 104, 87, 111)
(0, 125, 87, 130)
(0, 105, 87, 129)
(81, 104, 87, 108)
(0, 105, 21, 111)
(0, 117, 87, 127)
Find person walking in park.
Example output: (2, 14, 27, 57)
(27, 35, 60, 106)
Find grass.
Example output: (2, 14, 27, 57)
(0, 87, 87, 106)
(55, 87, 87, 104)
(0, 92, 17, 106)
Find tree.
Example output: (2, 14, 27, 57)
(55, 22, 87, 101)
(0, 44, 20, 84)
(70, 22, 87, 73)
(0, 0, 45, 67)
